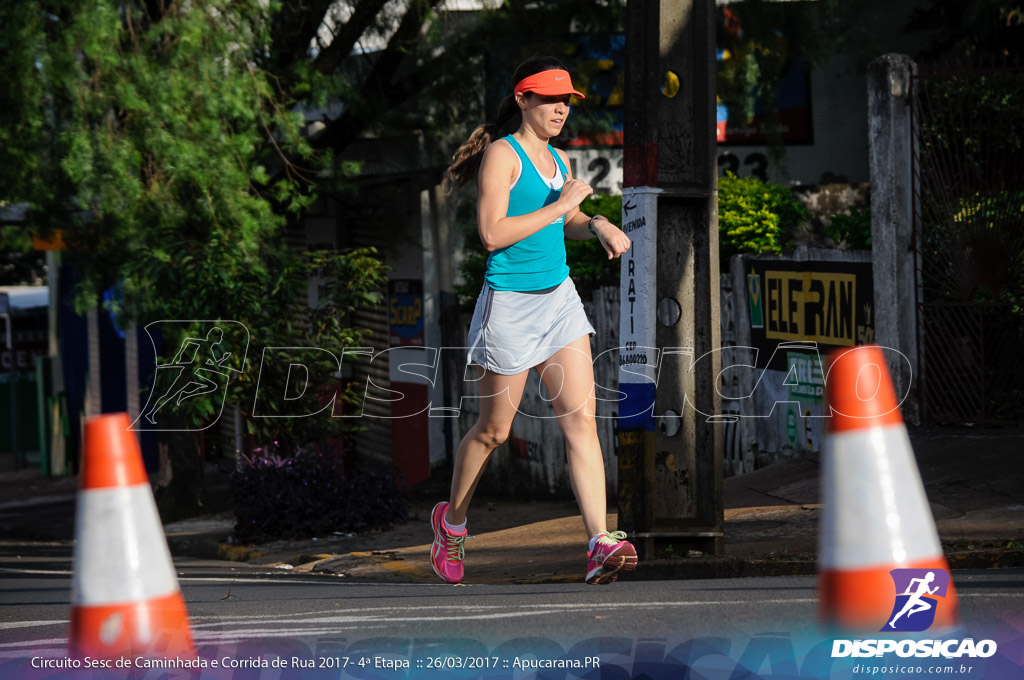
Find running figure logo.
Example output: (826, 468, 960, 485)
(134, 321, 249, 431)
(881, 568, 952, 632)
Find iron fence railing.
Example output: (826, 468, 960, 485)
(911, 62, 1024, 425)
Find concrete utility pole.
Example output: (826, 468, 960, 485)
(617, 0, 723, 558)
(868, 54, 919, 425)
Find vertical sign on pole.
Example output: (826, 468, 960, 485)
(617, 188, 659, 531)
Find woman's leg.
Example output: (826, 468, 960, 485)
(536, 334, 607, 540)
(446, 367, 530, 525)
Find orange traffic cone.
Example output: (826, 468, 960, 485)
(69, 413, 196, 660)
(818, 346, 959, 631)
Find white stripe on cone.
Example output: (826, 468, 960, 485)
(819, 424, 943, 570)
(71, 484, 180, 606)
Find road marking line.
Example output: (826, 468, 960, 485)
(2, 586, 1022, 655)
(187, 591, 1023, 628)
(0, 650, 64, 660)
(0, 620, 67, 630)
(188, 599, 816, 627)
(194, 625, 390, 642)
(179, 576, 354, 585)
(0, 494, 76, 511)
(0, 638, 66, 649)
(0, 567, 73, 575)
(0, 567, 370, 585)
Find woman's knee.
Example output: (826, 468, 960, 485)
(472, 420, 513, 449)
(557, 409, 597, 440)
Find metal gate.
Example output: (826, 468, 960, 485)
(912, 61, 1024, 424)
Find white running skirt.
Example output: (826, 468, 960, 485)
(466, 276, 596, 375)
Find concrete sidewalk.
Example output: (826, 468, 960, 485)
(1, 427, 1022, 584)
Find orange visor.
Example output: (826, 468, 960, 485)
(514, 69, 585, 99)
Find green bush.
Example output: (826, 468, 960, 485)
(717, 172, 807, 260)
(945, 191, 1024, 302)
(824, 206, 872, 249)
(455, 199, 488, 309)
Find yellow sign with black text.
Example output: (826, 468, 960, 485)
(763, 270, 857, 346)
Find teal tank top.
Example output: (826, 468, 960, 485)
(484, 135, 571, 291)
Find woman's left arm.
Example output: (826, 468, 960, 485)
(556, 149, 631, 259)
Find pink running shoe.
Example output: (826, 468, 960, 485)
(586, 531, 638, 585)
(430, 501, 469, 584)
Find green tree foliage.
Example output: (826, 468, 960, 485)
(2, 1, 629, 386)
(1, 0, 629, 451)
(455, 200, 488, 308)
(718, 172, 808, 261)
(2, 2, 313, 304)
(0, 2, 400, 519)
(0, 224, 45, 286)
(824, 207, 872, 249)
(906, 0, 1024, 61)
(140, 244, 387, 452)
(917, 67, 1024, 307)
(948, 191, 1024, 302)
(264, 0, 625, 177)
(2, 0, 627, 305)
(0, 2, 69, 285)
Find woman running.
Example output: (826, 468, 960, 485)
(432, 56, 636, 585)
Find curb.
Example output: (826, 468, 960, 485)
(946, 548, 1024, 570)
(164, 533, 1024, 584)
(165, 533, 235, 562)
(619, 557, 818, 581)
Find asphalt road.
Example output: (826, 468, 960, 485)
(1, 542, 1022, 679)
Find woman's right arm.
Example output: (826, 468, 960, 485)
(477, 141, 592, 252)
